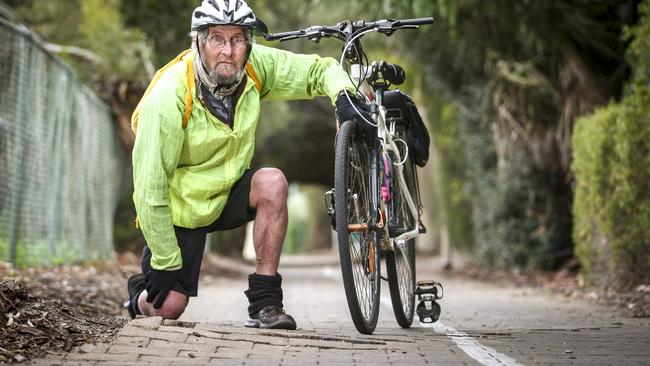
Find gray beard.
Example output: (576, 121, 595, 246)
(209, 66, 245, 86)
(196, 51, 245, 97)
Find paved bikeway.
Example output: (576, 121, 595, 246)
(33, 253, 650, 365)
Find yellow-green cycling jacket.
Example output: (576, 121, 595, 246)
(133, 43, 353, 271)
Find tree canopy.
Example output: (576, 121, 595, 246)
(3, 0, 647, 285)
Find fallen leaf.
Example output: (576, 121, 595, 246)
(13, 354, 26, 362)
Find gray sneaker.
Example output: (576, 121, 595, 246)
(244, 305, 297, 330)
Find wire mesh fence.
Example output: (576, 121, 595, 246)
(0, 18, 126, 267)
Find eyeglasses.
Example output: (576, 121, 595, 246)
(206, 34, 247, 49)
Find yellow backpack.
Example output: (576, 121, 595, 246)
(130, 49, 262, 134)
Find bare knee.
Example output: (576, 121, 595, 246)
(154, 291, 188, 320)
(251, 168, 288, 207)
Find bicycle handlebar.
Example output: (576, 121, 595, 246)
(264, 17, 433, 42)
(264, 30, 307, 41)
(264, 25, 343, 41)
(389, 17, 434, 26)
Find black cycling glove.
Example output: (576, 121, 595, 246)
(145, 268, 184, 309)
(335, 92, 371, 126)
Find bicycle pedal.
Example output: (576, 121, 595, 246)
(416, 296, 441, 323)
(415, 280, 443, 323)
(324, 189, 335, 215)
(415, 280, 443, 298)
(323, 189, 336, 230)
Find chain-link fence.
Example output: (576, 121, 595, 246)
(0, 18, 126, 267)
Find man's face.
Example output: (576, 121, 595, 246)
(201, 25, 248, 85)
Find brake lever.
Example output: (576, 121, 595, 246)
(305, 27, 326, 43)
(377, 24, 420, 37)
(397, 25, 420, 30)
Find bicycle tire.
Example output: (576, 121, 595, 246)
(334, 120, 381, 335)
(385, 125, 419, 328)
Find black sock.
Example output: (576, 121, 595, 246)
(244, 273, 283, 317)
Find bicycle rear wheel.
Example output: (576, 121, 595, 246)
(385, 125, 420, 328)
(334, 120, 380, 335)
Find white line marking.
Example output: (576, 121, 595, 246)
(320, 266, 339, 279)
(322, 268, 524, 365)
(380, 297, 524, 366)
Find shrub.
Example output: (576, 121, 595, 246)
(572, 0, 650, 287)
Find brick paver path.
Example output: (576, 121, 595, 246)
(29, 255, 650, 365)
(36, 315, 477, 366)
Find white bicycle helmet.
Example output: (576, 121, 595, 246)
(191, 0, 267, 34)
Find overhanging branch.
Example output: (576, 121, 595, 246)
(43, 43, 102, 63)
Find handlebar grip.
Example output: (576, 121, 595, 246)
(265, 30, 303, 41)
(397, 17, 434, 26)
(381, 62, 406, 85)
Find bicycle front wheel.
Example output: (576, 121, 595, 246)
(334, 120, 380, 335)
(386, 125, 420, 328)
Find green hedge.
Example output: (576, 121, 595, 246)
(572, 1, 650, 287)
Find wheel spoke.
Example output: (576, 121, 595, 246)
(385, 125, 418, 328)
(345, 138, 377, 320)
(335, 122, 380, 334)
(395, 242, 413, 314)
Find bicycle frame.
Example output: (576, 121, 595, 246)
(349, 64, 421, 251)
(265, 21, 432, 248)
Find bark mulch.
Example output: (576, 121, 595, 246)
(0, 256, 139, 364)
(0, 251, 245, 364)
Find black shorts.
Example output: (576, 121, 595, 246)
(140, 167, 261, 297)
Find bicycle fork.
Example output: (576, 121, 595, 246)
(324, 190, 369, 232)
(324, 146, 385, 276)
(324, 146, 383, 235)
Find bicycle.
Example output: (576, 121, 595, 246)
(266, 17, 440, 334)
